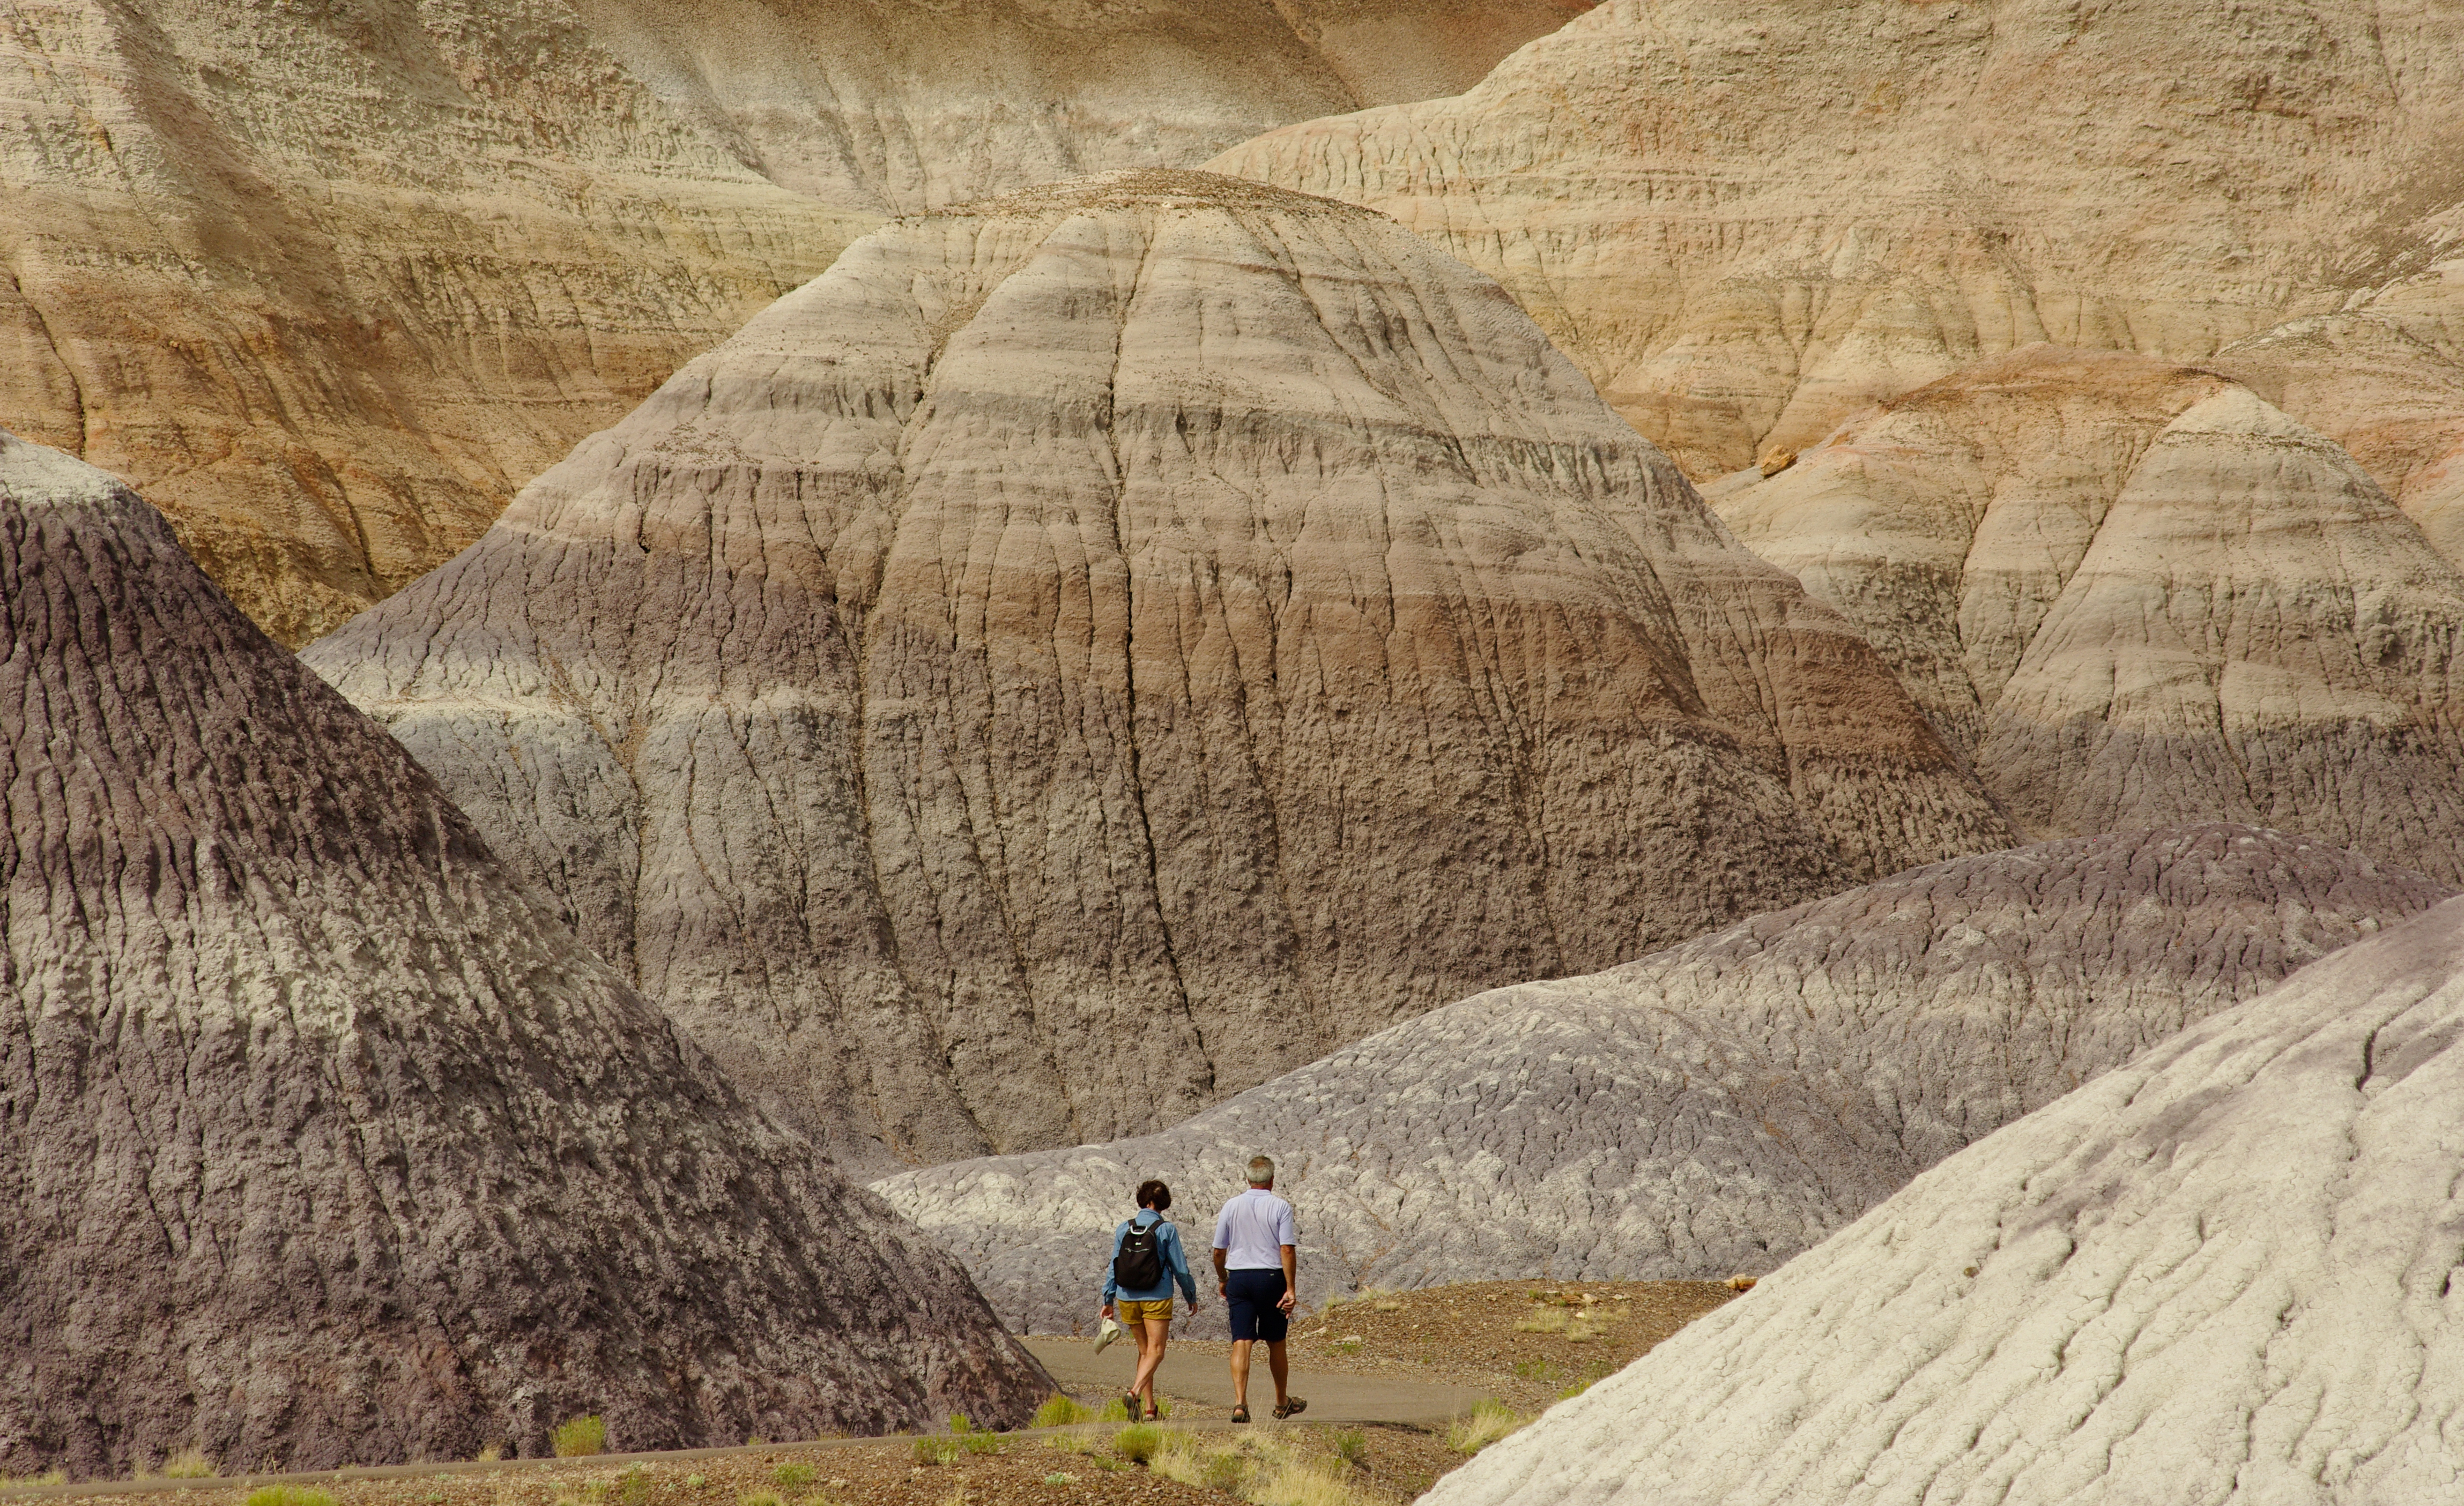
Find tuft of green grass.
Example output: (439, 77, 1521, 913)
(2, 1471, 69, 1488)
(1029, 1394, 1094, 1428)
(1096, 1397, 1133, 1423)
(685, 1477, 706, 1489)
(244, 1488, 338, 1506)
(960, 1432, 1003, 1457)
(159, 1449, 216, 1479)
(771, 1465, 815, 1493)
(618, 1468, 654, 1506)
(1250, 1458, 1360, 1506)
(1040, 1474, 1075, 1487)
(551, 1415, 607, 1458)
(736, 1493, 784, 1506)
(1330, 1431, 1367, 1470)
(1201, 1453, 1251, 1493)
(911, 1436, 959, 1466)
(1513, 1307, 1569, 1334)
(1446, 1399, 1527, 1456)
(1110, 1424, 1163, 1465)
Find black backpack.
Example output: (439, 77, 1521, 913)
(1114, 1219, 1164, 1291)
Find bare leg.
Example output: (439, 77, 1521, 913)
(1267, 1340, 1290, 1408)
(1229, 1338, 1253, 1411)
(1134, 1318, 1171, 1413)
(1127, 1319, 1154, 1411)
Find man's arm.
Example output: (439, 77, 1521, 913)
(1278, 1243, 1297, 1314)
(1212, 1246, 1229, 1295)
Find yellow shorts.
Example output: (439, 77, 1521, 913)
(1115, 1298, 1175, 1325)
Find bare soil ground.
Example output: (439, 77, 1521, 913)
(1293, 1279, 1739, 1411)
(4, 1282, 1734, 1506)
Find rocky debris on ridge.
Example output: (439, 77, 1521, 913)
(1708, 346, 2464, 887)
(304, 168, 2015, 1173)
(0, 431, 1049, 1480)
(0, 0, 1589, 646)
(870, 824, 2449, 1334)
(1416, 893, 2464, 1506)
(1208, 0, 2464, 479)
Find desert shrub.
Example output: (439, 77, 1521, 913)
(684, 1477, 706, 1488)
(1040, 1474, 1075, 1486)
(946, 1414, 973, 1435)
(737, 1492, 784, 1506)
(618, 1472, 654, 1506)
(244, 1488, 337, 1506)
(551, 1416, 607, 1458)
(475, 1444, 505, 1463)
(911, 1436, 959, 1466)
(960, 1432, 1003, 1457)
(1097, 1397, 1133, 1422)
(1030, 1394, 1094, 1428)
(1330, 1431, 1367, 1470)
(1446, 1399, 1525, 1456)
(3, 1472, 69, 1488)
(770, 1466, 815, 1493)
(1512, 1307, 1568, 1334)
(1110, 1424, 1163, 1465)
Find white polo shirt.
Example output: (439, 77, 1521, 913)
(1212, 1187, 1297, 1270)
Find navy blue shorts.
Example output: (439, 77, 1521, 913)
(1224, 1268, 1289, 1343)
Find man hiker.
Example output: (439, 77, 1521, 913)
(1211, 1154, 1304, 1422)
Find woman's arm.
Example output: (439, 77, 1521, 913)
(1165, 1221, 1199, 1305)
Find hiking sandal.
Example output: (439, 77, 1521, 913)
(1123, 1392, 1141, 1420)
(1273, 1397, 1307, 1420)
(1230, 1405, 1250, 1424)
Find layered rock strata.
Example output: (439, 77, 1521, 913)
(2, 0, 1589, 645)
(2214, 260, 2464, 569)
(1211, 0, 2464, 479)
(577, 0, 1598, 213)
(870, 825, 2448, 1334)
(1709, 347, 2464, 886)
(1419, 888, 2464, 1506)
(0, 431, 1049, 1480)
(307, 169, 2014, 1170)
(0, 0, 881, 645)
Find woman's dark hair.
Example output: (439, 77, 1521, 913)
(1135, 1179, 1172, 1211)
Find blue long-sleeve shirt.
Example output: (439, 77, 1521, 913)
(1101, 1210, 1197, 1306)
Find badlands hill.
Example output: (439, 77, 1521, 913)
(0, 432, 1047, 1479)
(1423, 889, 2464, 1506)
(2, 0, 1585, 645)
(1709, 347, 2464, 886)
(306, 169, 2014, 1172)
(871, 824, 2450, 1334)
(1212, 0, 2464, 481)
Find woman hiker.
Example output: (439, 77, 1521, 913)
(1100, 1178, 1201, 1421)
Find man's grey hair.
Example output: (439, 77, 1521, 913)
(1246, 1154, 1275, 1186)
